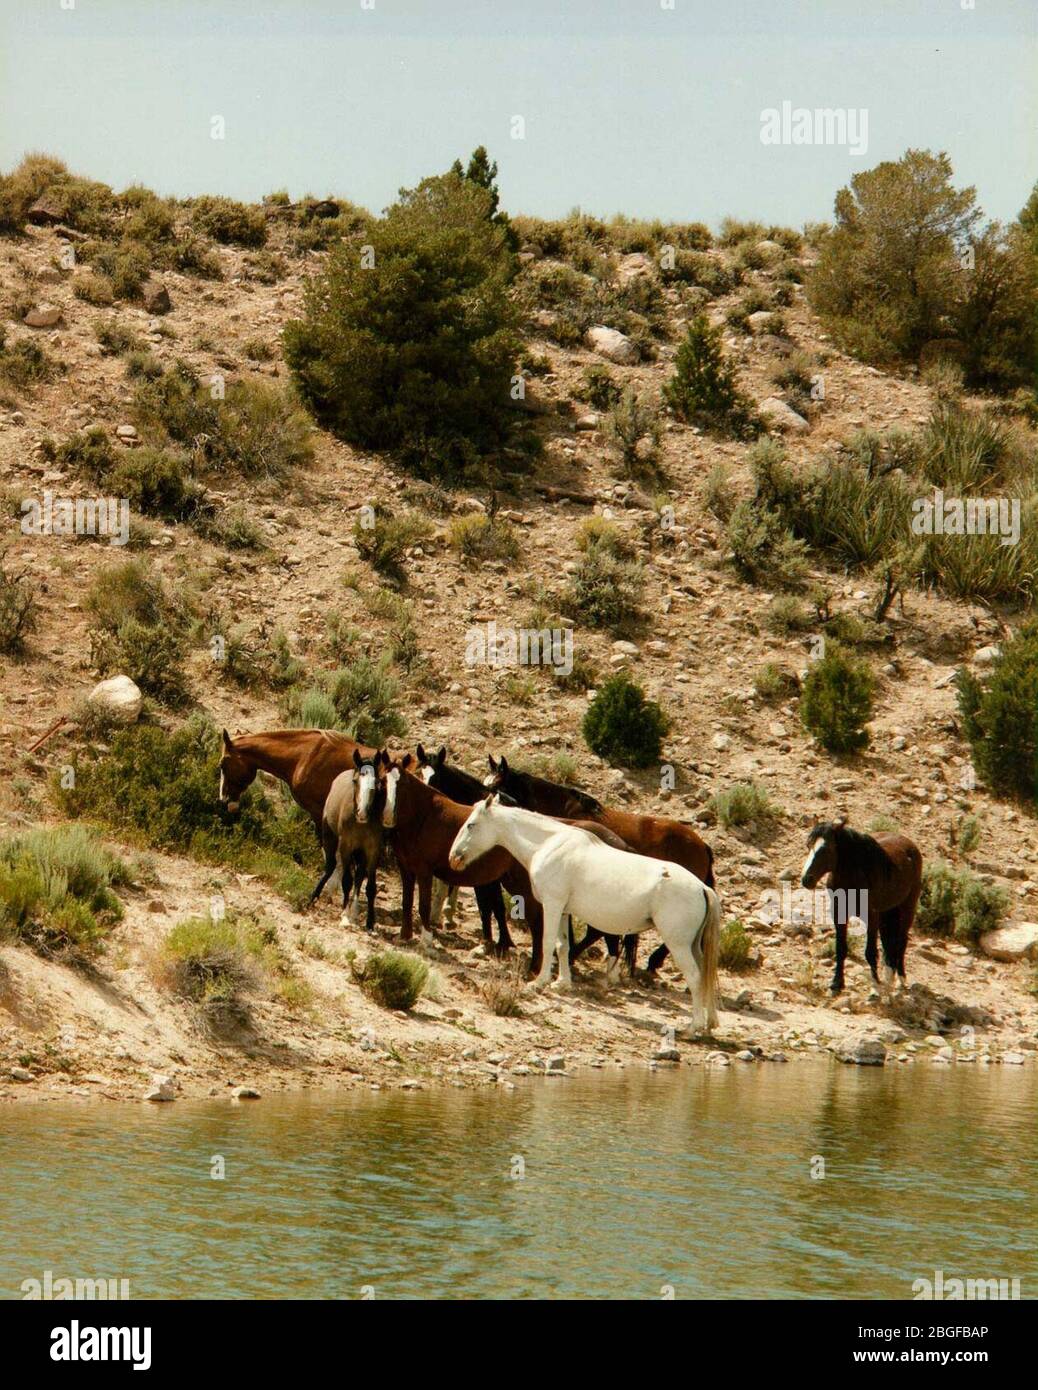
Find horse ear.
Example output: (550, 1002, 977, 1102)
(415, 743, 426, 763)
(379, 749, 391, 767)
(835, 816, 848, 830)
(400, 752, 413, 770)
(222, 728, 233, 752)
(499, 755, 509, 773)
(436, 746, 446, 767)
(353, 749, 363, 770)
(483, 793, 494, 807)
(488, 755, 497, 772)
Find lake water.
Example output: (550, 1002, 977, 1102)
(2, 1062, 1034, 1300)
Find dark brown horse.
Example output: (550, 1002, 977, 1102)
(378, 752, 545, 960)
(485, 755, 715, 973)
(416, 746, 638, 975)
(218, 728, 374, 837)
(800, 819, 923, 995)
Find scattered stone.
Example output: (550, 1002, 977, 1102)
(758, 397, 809, 433)
(840, 1037, 886, 1066)
(144, 1076, 175, 1102)
(584, 325, 639, 365)
(10, 1067, 35, 1082)
(23, 304, 62, 329)
(973, 645, 1000, 666)
(141, 278, 172, 315)
(231, 1085, 261, 1100)
(86, 674, 142, 723)
(979, 923, 1038, 963)
(545, 1054, 566, 1073)
(653, 1047, 680, 1063)
(1001, 1052, 1026, 1065)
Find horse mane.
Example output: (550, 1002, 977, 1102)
(813, 822, 893, 877)
(438, 761, 489, 799)
(517, 768, 602, 814)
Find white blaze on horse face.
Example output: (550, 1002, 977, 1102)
(382, 767, 400, 827)
(355, 765, 377, 823)
(801, 837, 826, 886)
(420, 765, 435, 785)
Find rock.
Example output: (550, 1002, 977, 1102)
(979, 923, 1038, 963)
(86, 675, 143, 723)
(840, 1037, 886, 1066)
(758, 397, 809, 433)
(576, 413, 599, 431)
(10, 1067, 35, 1082)
(545, 1054, 566, 1072)
(746, 311, 775, 334)
(1001, 1052, 1026, 1065)
(735, 1050, 756, 1062)
(653, 1047, 680, 1063)
(584, 325, 639, 365)
(711, 733, 731, 751)
(231, 1085, 261, 1100)
(115, 424, 138, 441)
(23, 304, 62, 329)
(144, 1076, 175, 1102)
(141, 278, 171, 314)
(974, 645, 1000, 665)
(611, 640, 639, 657)
(28, 194, 66, 225)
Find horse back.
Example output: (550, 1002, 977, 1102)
(597, 808, 713, 884)
(873, 833, 923, 886)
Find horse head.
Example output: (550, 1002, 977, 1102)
(449, 793, 498, 871)
(801, 818, 848, 888)
(484, 753, 521, 799)
(218, 729, 257, 814)
(415, 743, 447, 787)
(352, 747, 384, 825)
(377, 750, 412, 828)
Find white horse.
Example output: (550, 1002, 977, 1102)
(449, 796, 720, 1030)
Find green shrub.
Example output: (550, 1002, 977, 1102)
(132, 361, 312, 481)
(189, 195, 267, 246)
(799, 646, 874, 753)
(604, 386, 661, 476)
(447, 513, 520, 566)
(727, 499, 808, 587)
(285, 656, 407, 745)
(284, 170, 521, 478)
(708, 782, 780, 831)
(719, 919, 756, 972)
(915, 861, 1009, 946)
(94, 317, 142, 356)
(574, 365, 621, 412)
(90, 618, 190, 706)
(664, 315, 760, 439)
(0, 825, 129, 959)
(0, 558, 38, 653)
(582, 673, 668, 768)
(565, 542, 644, 631)
(353, 948, 429, 1011)
(84, 556, 176, 631)
(216, 623, 302, 691)
(354, 508, 433, 581)
(74, 273, 115, 306)
(54, 715, 315, 907)
(955, 814, 981, 857)
(955, 626, 1038, 801)
(753, 663, 800, 702)
(0, 337, 56, 389)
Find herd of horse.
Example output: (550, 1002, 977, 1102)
(217, 727, 925, 1029)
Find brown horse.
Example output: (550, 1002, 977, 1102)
(485, 755, 715, 973)
(218, 728, 374, 836)
(800, 819, 923, 995)
(378, 752, 543, 957)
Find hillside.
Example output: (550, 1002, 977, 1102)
(1, 178, 1036, 1104)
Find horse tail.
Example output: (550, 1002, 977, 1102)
(700, 888, 720, 1030)
(703, 841, 715, 890)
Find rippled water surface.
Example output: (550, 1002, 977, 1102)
(2, 1062, 1035, 1299)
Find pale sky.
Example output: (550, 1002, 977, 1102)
(0, 0, 1034, 228)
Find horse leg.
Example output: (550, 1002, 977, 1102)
(571, 925, 600, 963)
(474, 883, 495, 948)
(347, 852, 368, 927)
(624, 934, 638, 975)
(417, 875, 433, 939)
(646, 942, 669, 974)
(309, 834, 339, 908)
(400, 870, 416, 942)
(603, 934, 623, 988)
(897, 887, 920, 987)
(364, 854, 378, 933)
(865, 916, 880, 986)
(552, 906, 572, 990)
(429, 877, 449, 928)
(830, 921, 848, 995)
(493, 886, 513, 955)
(879, 910, 901, 994)
(656, 921, 707, 1032)
(532, 904, 564, 989)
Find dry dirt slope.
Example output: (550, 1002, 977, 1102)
(1, 207, 1036, 1103)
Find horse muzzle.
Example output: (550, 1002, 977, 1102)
(448, 853, 464, 871)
